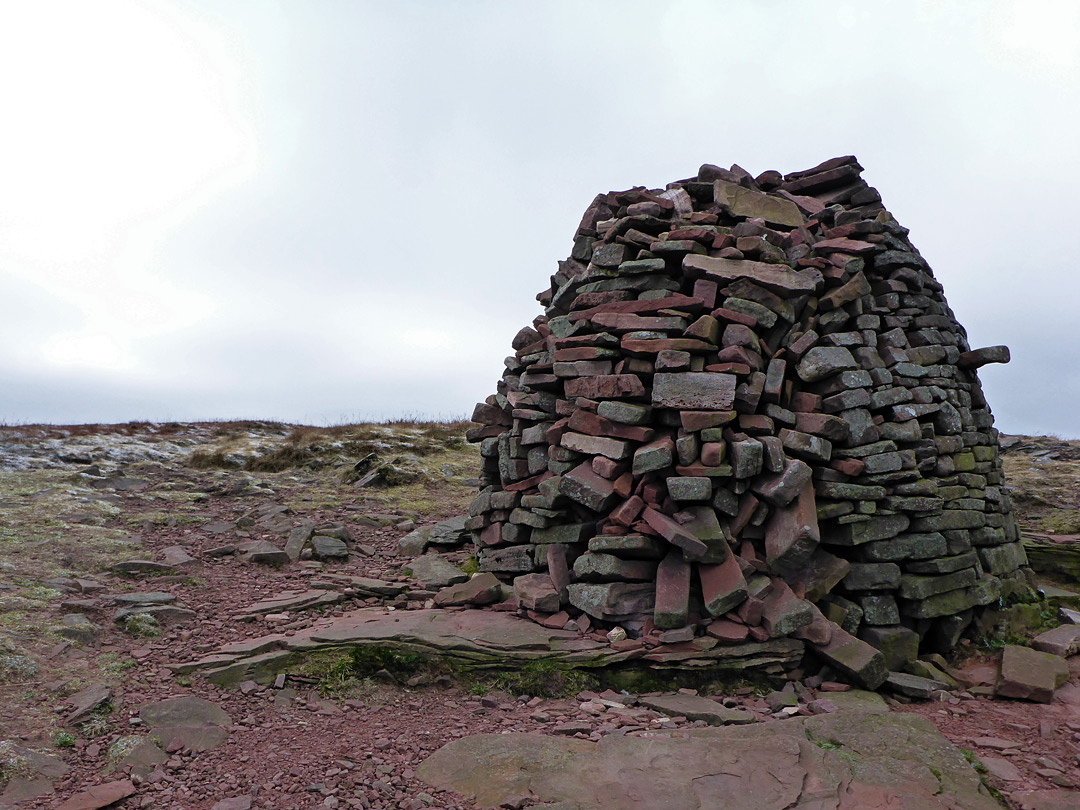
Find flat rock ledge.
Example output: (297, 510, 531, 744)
(171, 606, 803, 685)
(416, 710, 1001, 810)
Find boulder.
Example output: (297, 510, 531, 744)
(995, 644, 1070, 703)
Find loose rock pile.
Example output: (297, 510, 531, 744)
(466, 156, 1028, 688)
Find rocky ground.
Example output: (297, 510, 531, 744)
(0, 422, 1078, 810)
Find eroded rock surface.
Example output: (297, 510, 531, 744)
(417, 710, 1001, 810)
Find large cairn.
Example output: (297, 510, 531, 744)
(465, 156, 1026, 688)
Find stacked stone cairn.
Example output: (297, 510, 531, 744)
(465, 156, 1026, 689)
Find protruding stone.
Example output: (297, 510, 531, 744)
(764, 484, 818, 577)
(809, 626, 889, 690)
(958, 345, 1010, 368)
(797, 347, 858, 382)
(760, 581, 813, 637)
(653, 552, 691, 630)
(699, 556, 748, 617)
(858, 625, 919, 670)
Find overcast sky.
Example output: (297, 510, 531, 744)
(1, 1, 1078, 437)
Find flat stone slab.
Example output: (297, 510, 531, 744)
(637, 694, 754, 725)
(234, 589, 345, 617)
(417, 711, 1000, 810)
(140, 695, 232, 727)
(1031, 624, 1080, 657)
(174, 607, 803, 685)
(137, 696, 233, 754)
(406, 554, 469, 588)
(54, 779, 136, 810)
(65, 683, 112, 725)
(822, 689, 890, 714)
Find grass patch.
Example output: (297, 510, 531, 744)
(120, 613, 161, 638)
(489, 660, 597, 698)
(0, 650, 38, 683)
(296, 646, 432, 698)
(0, 741, 33, 785)
(805, 728, 857, 761)
(1002, 440, 1080, 533)
(186, 421, 474, 477)
(960, 747, 987, 773)
(99, 653, 139, 678)
(78, 702, 114, 739)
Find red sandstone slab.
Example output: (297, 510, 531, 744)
(641, 507, 708, 560)
(684, 254, 822, 296)
(680, 411, 736, 432)
(668, 227, 715, 242)
(693, 279, 718, 309)
(731, 493, 759, 536)
(479, 523, 502, 547)
(591, 455, 624, 479)
(652, 373, 735, 410)
(621, 338, 716, 357)
(706, 619, 749, 644)
(590, 313, 689, 332)
(553, 347, 620, 362)
(503, 471, 552, 492)
(568, 409, 655, 443)
(764, 485, 819, 577)
(611, 495, 645, 527)
(711, 307, 758, 327)
(560, 432, 632, 461)
(653, 551, 691, 629)
(564, 375, 646, 399)
(812, 237, 876, 254)
(568, 295, 705, 322)
(715, 345, 761, 368)
(699, 556, 748, 617)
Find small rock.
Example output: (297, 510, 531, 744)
(978, 755, 1023, 782)
(765, 690, 798, 711)
(310, 535, 349, 561)
(65, 683, 112, 725)
(160, 545, 198, 567)
(606, 627, 628, 644)
(210, 797, 254, 810)
(237, 540, 290, 565)
(885, 672, 950, 700)
(54, 779, 136, 810)
(112, 560, 176, 575)
(58, 614, 99, 644)
(551, 721, 592, 735)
